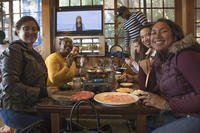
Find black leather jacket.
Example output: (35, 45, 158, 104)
(0, 40, 48, 112)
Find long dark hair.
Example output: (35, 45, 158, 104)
(156, 18, 184, 41)
(76, 16, 83, 31)
(133, 37, 148, 63)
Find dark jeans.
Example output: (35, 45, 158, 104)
(153, 116, 200, 133)
(0, 109, 50, 133)
(147, 112, 200, 133)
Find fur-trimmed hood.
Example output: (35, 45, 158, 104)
(168, 34, 197, 54)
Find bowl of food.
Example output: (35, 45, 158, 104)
(116, 87, 134, 93)
(120, 82, 134, 87)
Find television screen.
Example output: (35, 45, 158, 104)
(56, 6, 103, 35)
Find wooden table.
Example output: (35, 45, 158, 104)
(36, 99, 159, 133)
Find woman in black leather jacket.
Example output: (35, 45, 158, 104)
(0, 16, 49, 133)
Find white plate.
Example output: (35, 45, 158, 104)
(52, 90, 94, 102)
(94, 92, 139, 106)
(67, 82, 73, 86)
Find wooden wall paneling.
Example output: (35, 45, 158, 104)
(182, 0, 195, 34)
(42, 0, 56, 59)
(175, 0, 182, 28)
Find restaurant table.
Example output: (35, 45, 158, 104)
(36, 99, 160, 133)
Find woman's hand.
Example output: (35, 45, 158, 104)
(138, 91, 167, 110)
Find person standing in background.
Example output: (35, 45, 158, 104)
(117, 6, 147, 54)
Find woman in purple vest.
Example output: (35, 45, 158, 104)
(138, 18, 200, 133)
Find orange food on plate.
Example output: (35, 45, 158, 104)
(94, 92, 139, 106)
(116, 87, 133, 93)
(69, 91, 94, 101)
(103, 94, 135, 103)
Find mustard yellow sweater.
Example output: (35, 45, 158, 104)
(45, 52, 76, 87)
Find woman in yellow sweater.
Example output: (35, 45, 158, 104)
(45, 37, 78, 87)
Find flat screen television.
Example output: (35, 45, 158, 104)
(56, 6, 103, 36)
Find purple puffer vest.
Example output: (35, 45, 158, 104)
(153, 52, 193, 99)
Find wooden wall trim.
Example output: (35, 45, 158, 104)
(175, 0, 182, 28)
(182, 0, 195, 35)
(41, 0, 56, 59)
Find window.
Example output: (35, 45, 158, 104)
(104, 0, 115, 50)
(0, 0, 42, 47)
(59, 0, 103, 7)
(195, 0, 200, 43)
(117, 0, 175, 47)
(58, 0, 176, 50)
(73, 38, 101, 55)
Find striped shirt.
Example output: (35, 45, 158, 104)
(123, 11, 147, 47)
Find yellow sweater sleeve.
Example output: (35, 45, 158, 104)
(45, 53, 76, 87)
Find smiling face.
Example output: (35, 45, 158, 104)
(151, 22, 175, 52)
(16, 21, 39, 46)
(59, 38, 73, 57)
(140, 28, 151, 48)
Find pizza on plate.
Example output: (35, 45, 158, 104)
(94, 92, 139, 106)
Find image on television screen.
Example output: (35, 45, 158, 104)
(57, 10, 102, 33)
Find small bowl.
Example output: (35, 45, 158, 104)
(120, 82, 134, 87)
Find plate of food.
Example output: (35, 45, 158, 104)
(120, 82, 134, 87)
(93, 92, 139, 106)
(67, 82, 73, 86)
(69, 91, 94, 101)
(116, 87, 134, 93)
(52, 90, 94, 104)
(131, 89, 146, 96)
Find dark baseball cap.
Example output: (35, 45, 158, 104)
(117, 6, 128, 17)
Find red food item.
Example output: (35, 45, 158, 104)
(70, 91, 94, 101)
